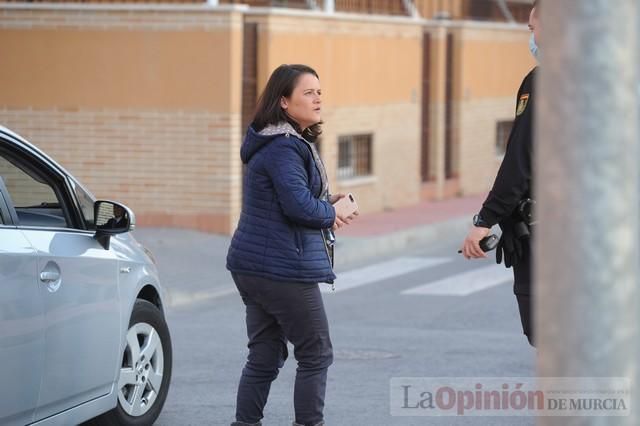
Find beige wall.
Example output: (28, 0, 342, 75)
(451, 25, 535, 195)
(248, 13, 424, 212)
(416, 0, 465, 20)
(0, 5, 244, 233)
(0, 30, 237, 111)
(419, 23, 533, 199)
(323, 104, 421, 212)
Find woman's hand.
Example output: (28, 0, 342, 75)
(329, 193, 345, 204)
(330, 193, 359, 231)
(332, 213, 353, 231)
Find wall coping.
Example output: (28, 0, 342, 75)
(245, 7, 527, 31)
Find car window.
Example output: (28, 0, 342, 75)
(0, 153, 69, 228)
(71, 180, 96, 230)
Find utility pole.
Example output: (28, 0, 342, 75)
(536, 0, 639, 424)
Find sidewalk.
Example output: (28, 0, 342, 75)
(334, 194, 485, 265)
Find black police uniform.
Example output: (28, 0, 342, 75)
(477, 67, 536, 346)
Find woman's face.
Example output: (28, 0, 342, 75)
(280, 73, 322, 131)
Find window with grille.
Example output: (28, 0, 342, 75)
(496, 120, 513, 156)
(337, 134, 373, 180)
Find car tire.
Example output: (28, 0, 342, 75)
(92, 299, 172, 426)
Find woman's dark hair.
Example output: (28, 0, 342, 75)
(252, 64, 322, 142)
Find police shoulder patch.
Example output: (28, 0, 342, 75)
(516, 94, 530, 116)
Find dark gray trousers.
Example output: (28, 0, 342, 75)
(232, 273, 333, 426)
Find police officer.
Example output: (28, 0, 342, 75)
(461, 0, 540, 347)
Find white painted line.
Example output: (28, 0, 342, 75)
(323, 257, 453, 293)
(402, 264, 513, 296)
(169, 286, 237, 308)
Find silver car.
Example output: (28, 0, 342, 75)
(0, 126, 172, 425)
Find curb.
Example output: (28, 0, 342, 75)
(334, 216, 471, 267)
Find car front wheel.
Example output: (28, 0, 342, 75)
(94, 299, 172, 425)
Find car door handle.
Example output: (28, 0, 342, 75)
(40, 271, 60, 282)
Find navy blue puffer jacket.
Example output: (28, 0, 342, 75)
(226, 123, 336, 284)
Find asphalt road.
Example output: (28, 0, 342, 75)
(134, 229, 536, 426)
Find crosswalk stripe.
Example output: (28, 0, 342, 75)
(323, 257, 452, 293)
(169, 286, 237, 308)
(401, 264, 513, 296)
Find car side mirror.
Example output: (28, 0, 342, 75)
(94, 200, 136, 249)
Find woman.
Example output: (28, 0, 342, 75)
(227, 64, 356, 426)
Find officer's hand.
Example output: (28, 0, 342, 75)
(496, 236, 514, 267)
(462, 226, 491, 260)
(496, 231, 523, 268)
(496, 236, 505, 265)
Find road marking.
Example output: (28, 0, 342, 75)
(402, 264, 512, 296)
(169, 286, 237, 308)
(323, 257, 452, 293)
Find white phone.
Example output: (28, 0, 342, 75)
(334, 193, 358, 217)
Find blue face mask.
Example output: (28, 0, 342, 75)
(529, 33, 540, 61)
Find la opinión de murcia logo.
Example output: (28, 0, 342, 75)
(390, 377, 631, 417)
